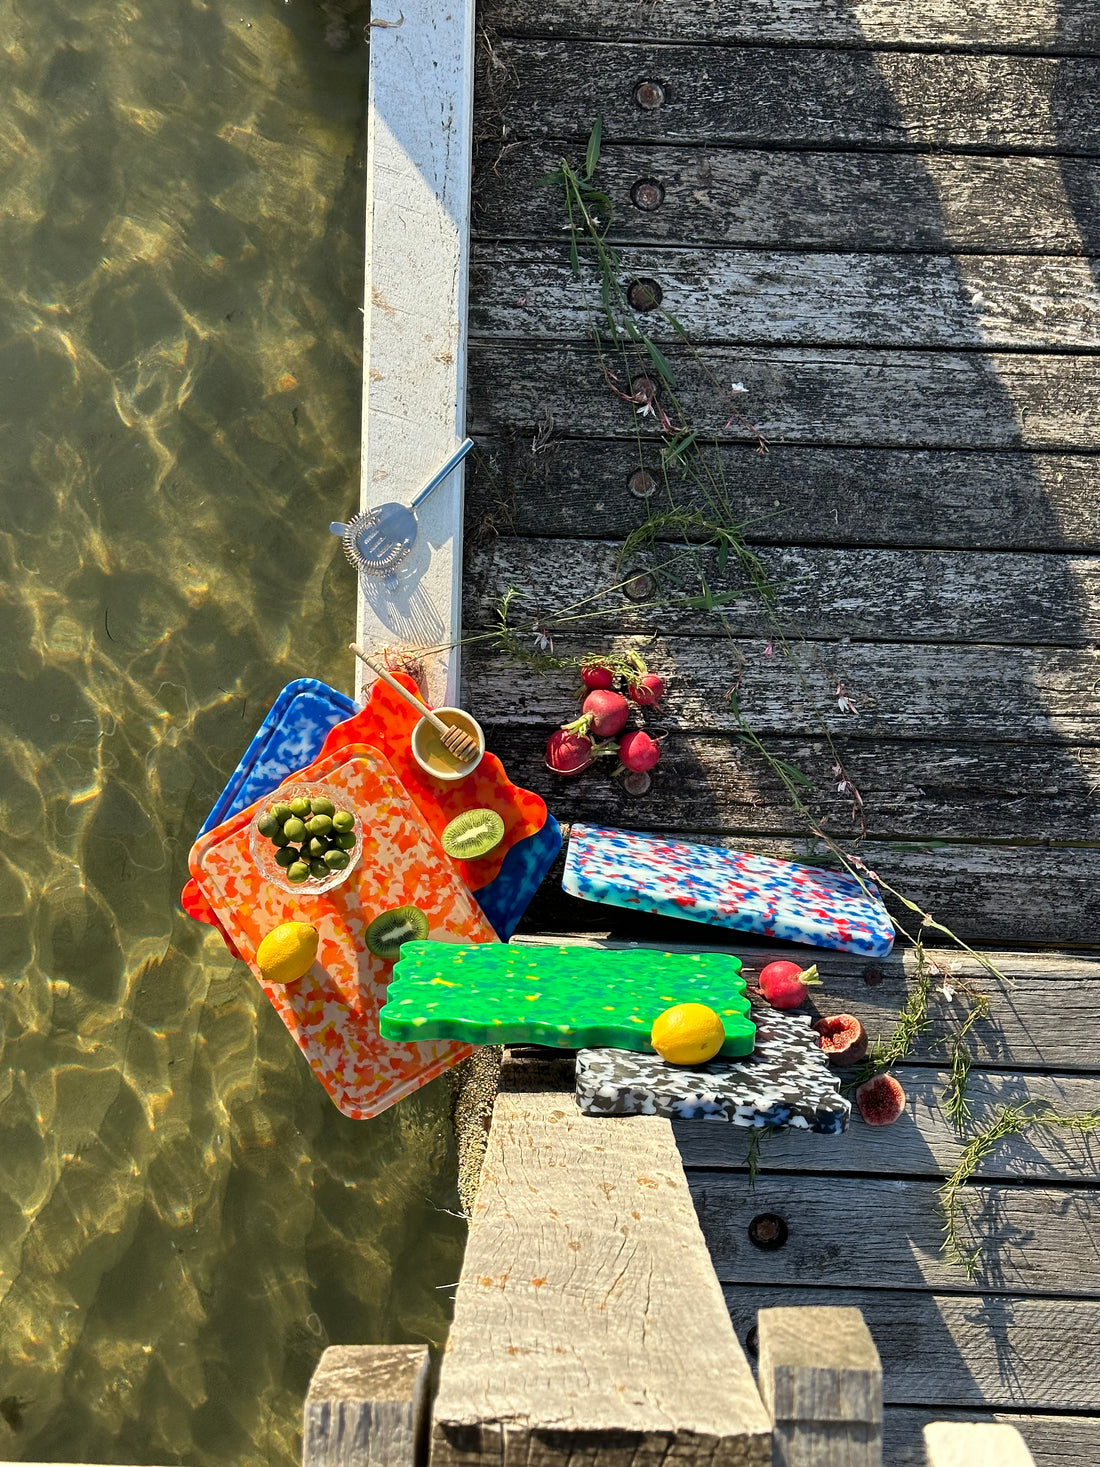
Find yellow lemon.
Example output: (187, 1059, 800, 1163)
(650, 1003, 725, 1065)
(256, 921, 319, 986)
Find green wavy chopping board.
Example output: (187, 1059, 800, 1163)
(378, 943, 755, 1055)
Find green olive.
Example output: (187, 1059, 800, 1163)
(274, 847, 297, 869)
(324, 849, 350, 870)
(307, 814, 333, 837)
(310, 797, 335, 817)
(309, 858, 329, 879)
(287, 861, 311, 883)
(289, 797, 312, 818)
(332, 810, 355, 833)
(282, 817, 307, 842)
(334, 831, 356, 851)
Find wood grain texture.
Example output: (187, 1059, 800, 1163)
(924, 1422, 1036, 1466)
(467, 344, 1100, 449)
(431, 1090, 773, 1467)
(511, 940, 1100, 1074)
(465, 537, 1100, 646)
(471, 243, 1100, 350)
(474, 144, 1100, 254)
(358, 0, 475, 706)
(480, 0, 1100, 52)
(757, 1307, 882, 1467)
(675, 1069, 1100, 1180)
(513, 836, 1100, 947)
(891, 1410, 1096, 1467)
(466, 438, 1100, 552)
(303, 1345, 430, 1467)
(725, 1286, 1100, 1412)
(691, 1170, 1100, 1296)
(481, 727, 1100, 843)
(490, 42, 1100, 154)
(464, 635, 1100, 741)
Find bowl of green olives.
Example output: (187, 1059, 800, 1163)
(249, 783, 362, 895)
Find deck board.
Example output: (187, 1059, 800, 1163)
(467, 0, 1100, 1455)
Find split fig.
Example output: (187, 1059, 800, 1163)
(812, 1013, 868, 1067)
(855, 1073, 906, 1126)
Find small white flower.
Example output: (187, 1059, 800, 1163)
(730, 381, 748, 393)
(636, 400, 656, 418)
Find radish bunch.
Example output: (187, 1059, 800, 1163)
(544, 659, 667, 785)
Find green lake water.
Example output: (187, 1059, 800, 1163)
(0, 1, 466, 1460)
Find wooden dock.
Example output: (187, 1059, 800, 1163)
(457, 0, 1100, 1461)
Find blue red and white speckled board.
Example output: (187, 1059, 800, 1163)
(563, 823, 895, 957)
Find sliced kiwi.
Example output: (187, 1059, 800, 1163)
(441, 807, 505, 860)
(365, 904, 430, 959)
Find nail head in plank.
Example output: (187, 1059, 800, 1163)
(924, 1421, 1036, 1466)
(358, 0, 475, 707)
(757, 1306, 882, 1466)
(303, 1345, 430, 1467)
(431, 1090, 773, 1467)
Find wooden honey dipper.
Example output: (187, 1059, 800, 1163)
(349, 644, 482, 765)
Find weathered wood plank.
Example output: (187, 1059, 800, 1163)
(474, 144, 1100, 254)
(675, 1069, 1100, 1180)
(304, 1345, 430, 1467)
(924, 1422, 1036, 1467)
(471, 244, 1100, 350)
(511, 942, 1100, 1073)
(725, 1286, 1100, 1412)
(886, 1409, 1099, 1466)
(467, 344, 1100, 449)
(490, 42, 1100, 154)
(466, 439, 1100, 552)
(757, 1307, 882, 1467)
(465, 636, 1100, 741)
(482, 727, 1100, 843)
(466, 538, 1100, 646)
(481, 0, 1100, 52)
(431, 1090, 773, 1467)
(517, 840, 1100, 946)
(691, 1171, 1100, 1296)
(358, 0, 475, 706)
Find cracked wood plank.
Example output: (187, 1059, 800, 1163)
(481, 726, 1100, 843)
(464, 635, 1100, 741)
(726, 1287, 1100, 1414)
(480, 0, 1100, 51)
(513, 839, 1100, 947)
(303, 1345, 429, 1467)
(512, 939, 1100, 1073)
(676, 1069, 1100, 1180)
(471, 244, 1100, 351)
(691, 1170, 1100, 1297)
(488, 41, 1100, 154)
(431, 1090, 773, 1467)
(465, 439, 1100, 552)
(474, 144, 1100, 253)
(465, 538, 1100, 646)
(467, 344, 1100, 450)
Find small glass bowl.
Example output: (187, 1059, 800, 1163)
(248, 781, 363, 896)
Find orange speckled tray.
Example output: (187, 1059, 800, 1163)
(189, 745, 496, 1119)
(317, 673, 546, 890)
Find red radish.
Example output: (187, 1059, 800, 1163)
(856, 1073, 906, 1126)
(628, 672, 665, 708)
(618, 729, 662, 773)
(545, 729, 595, 776)
(563, 689, 630, 739)
(813, 1013, 868, 1066)
(581, 664, 615, 690)
(757, 960, 822, 1009)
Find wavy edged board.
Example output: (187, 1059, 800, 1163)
(379, 940, 755, 1053)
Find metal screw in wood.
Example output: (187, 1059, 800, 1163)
(348, 643, 481, 764)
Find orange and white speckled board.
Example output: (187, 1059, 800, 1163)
(189, 744, 495, 1118)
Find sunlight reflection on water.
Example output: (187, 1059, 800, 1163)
(0, 2, 465, 1462)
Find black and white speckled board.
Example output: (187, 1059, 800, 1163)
(575, 1009, 850, 1132)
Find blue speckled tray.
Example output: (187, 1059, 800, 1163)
(183, 678, 559, 941)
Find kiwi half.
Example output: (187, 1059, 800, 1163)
(366, 904, 430, 959)
(441, 807, 505, 860)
